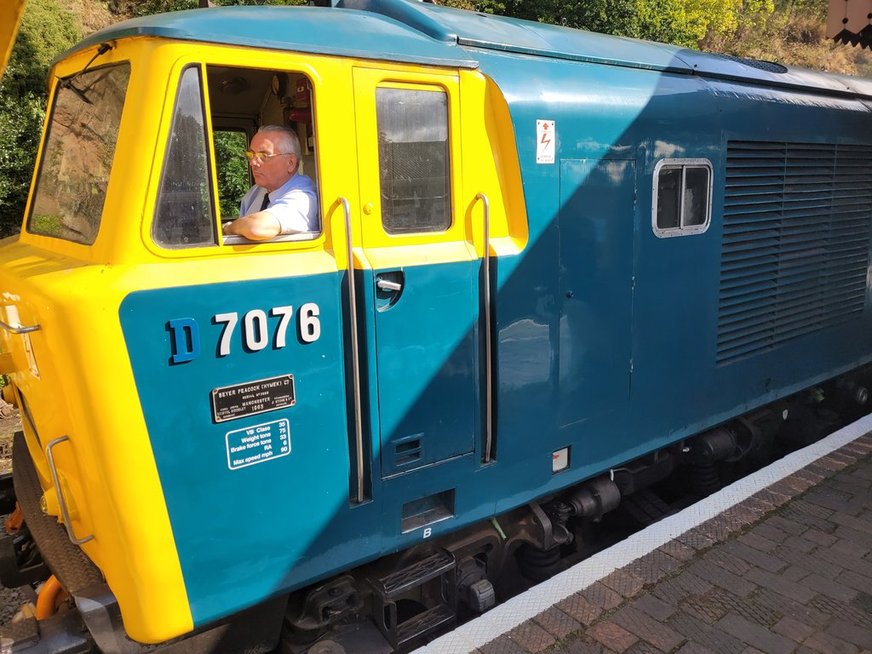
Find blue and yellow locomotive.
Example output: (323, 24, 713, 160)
(0, 0, 871, 651)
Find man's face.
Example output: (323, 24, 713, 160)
(248, 133, 296, 193)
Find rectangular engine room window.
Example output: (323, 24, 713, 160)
(653, 159, 712, 237)
(375, 87, 451, 234)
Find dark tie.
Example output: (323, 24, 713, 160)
(259, 193, 270, 211)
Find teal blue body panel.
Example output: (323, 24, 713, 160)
(69, 6, 479, 69)
(119, 261, 486, 624)
(476, 50, 872, 490)
(120, 272, 367, 622)
(113, 0, 872, 631)
(557, 159, 635, 458)
(369, 262, 479, 477)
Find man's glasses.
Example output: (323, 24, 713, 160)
(244, 150, 292, 163)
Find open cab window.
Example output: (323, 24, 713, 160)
(153, 64, 320, 249)
(28, 64, 131, 245)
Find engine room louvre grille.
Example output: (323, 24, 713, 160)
(717, 141, 872, 365)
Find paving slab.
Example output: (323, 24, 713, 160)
(418, 417, 872, 654)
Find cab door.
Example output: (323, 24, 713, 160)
(353, 68, 479, 479)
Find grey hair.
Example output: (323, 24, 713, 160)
(256, 125, 301, 159)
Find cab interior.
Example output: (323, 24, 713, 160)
(206, 65, 318, 228)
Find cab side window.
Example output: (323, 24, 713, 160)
(153, 65, 216, 248)
(376, 88, 450, 234)
(153, 64, 321, 249)
(208, 66, 320, 244)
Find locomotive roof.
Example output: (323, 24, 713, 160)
(71, 0, 872, 100)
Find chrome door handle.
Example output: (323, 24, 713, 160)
(376, 279, 402, 292)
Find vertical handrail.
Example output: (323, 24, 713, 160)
(340, 197, 366, 502)
(45, 436, 94, 545)
(474, 193, 495, 463)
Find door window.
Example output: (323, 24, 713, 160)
(375, 87, 450, 234)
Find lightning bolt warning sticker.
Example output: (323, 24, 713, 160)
(536, 119, 556, 164)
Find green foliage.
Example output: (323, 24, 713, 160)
(213, 131, 250, 219)
(28, 214, 63, 236)
(639, 0, 701, 46)
(706, 0, 870, 72)
(111, 0, 306, 17)
(537, 0, 643, 36)
(444, 0, 776, 49)
(773, 0, 826, 17)
(5, 0, 81, 96)
(0, 91, 44, 238)
(552, 0, 699, 45)
(444, 0, 692, 47)
(689, 0, 776, 45)
(0, 0, 82, 238)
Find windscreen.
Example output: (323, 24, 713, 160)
(27, 63, 131, 244)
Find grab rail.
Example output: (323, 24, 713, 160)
(0, 319, 40, 335)
(45, 436, 94, 546)
(340, 197, 366, 503)
(474, 193, 495, 464)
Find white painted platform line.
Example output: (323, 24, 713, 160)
(415, 412, 872, 654)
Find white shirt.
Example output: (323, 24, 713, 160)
(239, 173, 319, 234)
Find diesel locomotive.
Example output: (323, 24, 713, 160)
(0, 0, 871, 651)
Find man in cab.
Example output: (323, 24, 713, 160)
(222, 125, 319, 240)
